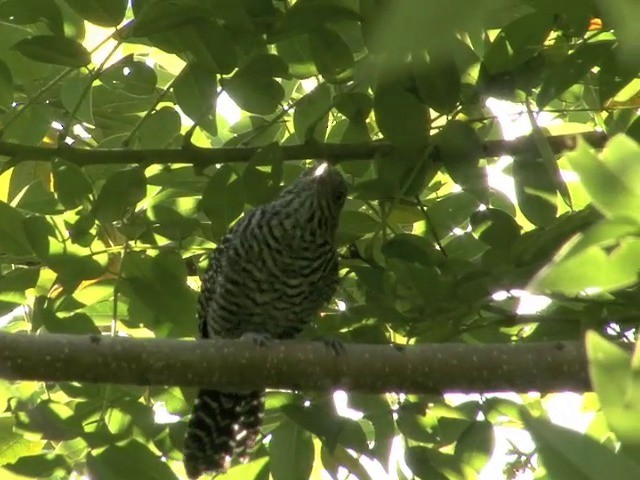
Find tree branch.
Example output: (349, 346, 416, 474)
(0, 131, 607, 167)
(0, 333, 589, 393)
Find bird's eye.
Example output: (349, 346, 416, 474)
(335, 190, 346, 203)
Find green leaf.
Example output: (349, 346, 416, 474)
(64, 0, 127, 27)
(242, 144, 283, 207)
(93, 166, 147, 223)
(276, 35, 316, 78)
(173, 63, 217, 135)
(136, 107, 182, 148)
(513, 154, 558, 226)
(272, 3, 361, 40)
(2, 104, 54, 145)
(101, 56, 157, 96)
(21, 215, 54, 261)
(537, 40, 614, 108)
(0, 22, 53, 84)
(44, 254, 106, 287)
(131, 1, 207, 37)
(308, 27, 354, 81)
(470, 208, 520, 248)
(362, 0, 471, 57)
(337, 210, 379, 244)
(147, 165, 207, 192)
(293, 83, 331, 142)
(14, 180, 62, 215)
(586, 332, 640, 447)
(52, 159, 93, 209)
(455, 421, 494, 473)
(151, 386, 187, 415)
(0, 201, 32, 257)
(23, 215, 106, 286)
(0, 267, 38, 305)
(382, 233, 441, 266)
(427, 192, 480, 237)
(17, 400, 82, 441)
(350, 393, 395, 461)
(120, 251, 197, 337)
(628, 342, 640, 408)
(483, 12, 553, 74)
(0, 383, 10, 413)
(61, 70, 94, 123)
(150, 205, 199, 241)
(239, 54, 288, 78)
(412, 54, 460, 114)
(597, 54, 638, 104)
(340, 118, 371, 147)
(66, 211, 96, 246)
(191, 20, 238, 74)
(283, 400, 367, 452)
(223, 457, 269, 480)
(224, 74, 284, 115)
(0, 59, 13, 111)
(87, 440, 178, 480)
(566, 219, 640, 258)
(4, 453, 69, 477)
(527, 110, 572, 209)
(12, 35, 90, 67)
(0, 416, 42, 467)
(532, 234, 640, 295)
(406, 446, 448, 480)
(374, 86, 428, 147)
(200, 165, 245, 240)
(44, 312, 100, 335)
(372, 148, 436, 199)
(91, 83, 154, 117)
(0, 0, 64, 35)
(436, 120, 487, 201)
(567, 136, 640, 223)
(110, 399, 159, 439)
(523, 411, 640, 480)
(337, 420, 369, 453)
(269, 420, 314, 480)
(334, 92, 372, 121)
(396, 403, 438, 443)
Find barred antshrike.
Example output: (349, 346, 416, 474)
(183, 164, 347, 478)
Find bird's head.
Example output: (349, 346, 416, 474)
(279, 163, 348, 234)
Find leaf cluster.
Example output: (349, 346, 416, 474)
(0, 0, 640, 478)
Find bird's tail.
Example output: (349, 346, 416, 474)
(183, 389, 264, 479)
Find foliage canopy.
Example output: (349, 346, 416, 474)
(1, 0, 640, 479)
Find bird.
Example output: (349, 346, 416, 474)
(183, 163, 348, 479)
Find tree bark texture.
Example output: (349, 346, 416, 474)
(0, 131, 607, 167)
(0, 333, 590, 393)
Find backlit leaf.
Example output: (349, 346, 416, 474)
(13, 35, 90, 67)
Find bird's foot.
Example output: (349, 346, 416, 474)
(240, 332, 272, 347)
(319, 336, 346, 355)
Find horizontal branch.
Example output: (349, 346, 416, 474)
(0, 333, 590, 393)
(0, 131, 607, 167)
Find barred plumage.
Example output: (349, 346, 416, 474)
(183, 164, 347, 479)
